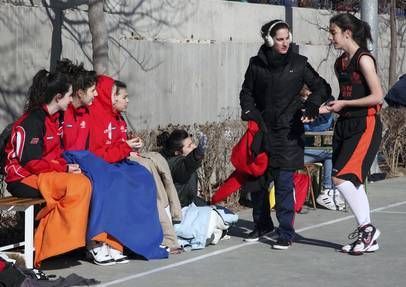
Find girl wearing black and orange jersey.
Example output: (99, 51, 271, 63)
(326, 13, 383, 255)
(3, 70, 92, 267)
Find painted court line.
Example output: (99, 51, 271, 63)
(100, 200, 406, 287)
(375, 211, 406, 214)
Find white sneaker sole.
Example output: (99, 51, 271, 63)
(243, 237, 259, 242)
(365, 242, 379, 252)
(316, 197, 337, 211)
(114, 257, 130, 264)
(93, 259, 116, 266)
(86, 251, 116, 266)
(343, 229, 381, 255)
(341, 241, 379, 253)
(272, 244, 290, 250)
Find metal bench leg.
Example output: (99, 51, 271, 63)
(24, 205, 34, 269)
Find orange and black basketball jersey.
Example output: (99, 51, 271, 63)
(334, 48, 381, 117)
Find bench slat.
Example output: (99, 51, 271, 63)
(0, 196, 45, 206)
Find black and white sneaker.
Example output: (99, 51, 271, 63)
(109, 247, 129, 264)
(272, 239, 291, 250)
(87, 243, 116, 266)
(341, 224, 381, 255)
(341, 240, 379, 253)
(243, 227, 274, 242)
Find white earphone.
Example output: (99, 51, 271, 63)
(264, 20, 293, 47)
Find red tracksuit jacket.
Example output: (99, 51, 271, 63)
(4, 106, 67, 183)
(63, 104, 91, 151)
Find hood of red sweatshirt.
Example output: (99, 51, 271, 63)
(93, 75, 116, 116)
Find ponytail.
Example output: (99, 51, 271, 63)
(25, 69, 49, 112)
(25, 69, 72, 112)
(353, 19, 372, 50)
(330, 13, 372, 50)
(55, 58, 96, 94)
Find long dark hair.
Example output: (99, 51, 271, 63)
(157, 129, 189, 157)
(55, 58, 96, 94)
(330, 13, 372, 50)
(25, 70, 71, 112)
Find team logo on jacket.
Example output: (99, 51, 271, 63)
(104, 122, 116, 140)
(30, 137, 39, 144)
(46, 136, 54, 140)
(80, 121, 86, 129)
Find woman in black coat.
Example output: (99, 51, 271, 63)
(240, 19, 329, 249)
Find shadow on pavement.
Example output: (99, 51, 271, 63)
(40, 249, 85, 270)
(228, 219, 255, 239)
(294, 234, 342, 250)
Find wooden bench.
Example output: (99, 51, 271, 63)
(303, 163, 323, 209)
(0, 196, 45, 268)
(304, 131, 334, 209)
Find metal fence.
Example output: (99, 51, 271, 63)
(227, 0, 406, 16)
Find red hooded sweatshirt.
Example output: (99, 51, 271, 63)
(88, 75, 132, 163)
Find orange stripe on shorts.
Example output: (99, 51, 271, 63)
(336, 116, 376, 183)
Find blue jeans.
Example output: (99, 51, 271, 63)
(304, 148, 333, 189)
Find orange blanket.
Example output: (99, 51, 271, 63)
(34, 172, 91, 267)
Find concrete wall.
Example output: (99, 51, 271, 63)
(0, 0, 405, 130)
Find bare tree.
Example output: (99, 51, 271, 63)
(88, 0, 109, 74)
(389, 0, 398, 87)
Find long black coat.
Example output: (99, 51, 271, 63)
(240, 45, 328, 169)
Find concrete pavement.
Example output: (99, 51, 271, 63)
(41, 177, 406, 287)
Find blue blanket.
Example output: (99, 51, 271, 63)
(64, 150, 168, 260)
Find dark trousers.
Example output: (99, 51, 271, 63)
(251, 168, 295, 241)
(7, 181, 42, 198)
(272, 168, 295, 241)
(251, 179, 274, 231)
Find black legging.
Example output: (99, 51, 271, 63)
(7, 181, 42, 198)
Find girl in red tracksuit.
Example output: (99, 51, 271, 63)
(58, 61, 132, 265)
(3, 70, 92, 267)
(88, 75, 142, 162)
(61, 68, 165, 264)
(57, 59, 98, 151)
(327, 13, 383, 255)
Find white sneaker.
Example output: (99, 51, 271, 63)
(109, 247, 129, 264)
(87, 243, 116, 266)
(316, 191, 336, 210)
(341, 224, 381, 255)
(317, 188, 345, 211)
(341, 240, 379, 253)
(333, 190, 346, 211)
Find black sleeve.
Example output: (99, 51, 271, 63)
(170, 150, 202, 184)
(239, 59, 258, 113)
(19, 114, 46, 166)
(303, 62, 328, 107)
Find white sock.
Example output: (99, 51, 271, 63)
(335, 181, 371, 226)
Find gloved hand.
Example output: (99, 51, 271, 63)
(241, 108, 263, 123)
(302, 101, 320, 120)
(195, 132, 208, 158)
